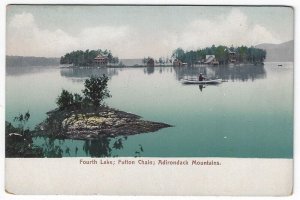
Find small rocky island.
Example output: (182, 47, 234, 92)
(36, 74, 172, 140)
(37, 106, 171, 140)
(6, 75, 172, 158)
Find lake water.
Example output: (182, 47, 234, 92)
(6, 63, 293, 158)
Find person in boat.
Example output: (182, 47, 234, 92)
(199, 73, 206, 81)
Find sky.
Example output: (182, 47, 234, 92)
(6, 5, 294, 59)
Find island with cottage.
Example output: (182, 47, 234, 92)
(59, 46, 266, 68)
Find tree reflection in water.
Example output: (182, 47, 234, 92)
(37, 135, 144, 157)
(41, 137, 64, 158)
(134, 144, 144, 157)
(60, 67, 119, 82)
(82, 136, 144, 157)
(144, 66, 154, 74)
(174, 64, 266, 82)
(83, 137, 112, 157)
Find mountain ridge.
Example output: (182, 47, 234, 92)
(255, 40, 293, 62)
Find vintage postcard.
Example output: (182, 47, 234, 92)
(4, 4, 294, 195)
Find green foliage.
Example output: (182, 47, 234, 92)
(56, 89, 74, 110)
(55, 75, 111, 110)
(143, 57, 154, 65)
(13, 111, 30, 136)
(6, 113, 44, 158)
(82, 75, 111, 107)
(60, 49, 119, 66)
(172, 45, 266, 65)
(73, 93, 83, 108)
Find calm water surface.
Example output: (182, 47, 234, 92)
(6, 63, 293, 158)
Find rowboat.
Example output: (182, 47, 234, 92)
(182, 79, 222, 85)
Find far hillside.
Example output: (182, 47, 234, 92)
(255, 40, 293, 62)
(6, 56, 60, 67)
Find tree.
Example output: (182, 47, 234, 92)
(6, 112, 44, 157)
(73, 93, 83, 109)
(172, 48, 185, 61)
(82, 75, 111, 107)
(13, 111, 30, 136)
(142, 57, 147, 65)
(56, 89, 74, 110)
(158, 57, 163, 65)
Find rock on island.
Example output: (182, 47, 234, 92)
(37, 106, 172, 140)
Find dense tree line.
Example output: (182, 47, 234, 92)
(172, 45, 266, 65)
(6, 56, 60, 67)
(60, 49, 119, 66)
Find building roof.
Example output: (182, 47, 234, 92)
(94, 54, 108, 60)
(228, 50, 236, 54)
(204, 55, 216, 64)
(205, 55, 215, 60)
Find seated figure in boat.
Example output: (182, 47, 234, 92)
(199, 73, 206, 81)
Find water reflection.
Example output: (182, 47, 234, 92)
(36, 135, 144, 157)
(199, 85, 206, 92)
(40, 137, 64, 157)
(6, 66, 58, 76)
(144, 66, 154, 74)
(83, 137, 112, 157)
(143, 66, 173, 75)
(83, 136, 145, 157)
(134, 144, 144, 157)
(58, 65, 265, 83)
(174, 64, 266, 82)
(60, 67, 120, 82)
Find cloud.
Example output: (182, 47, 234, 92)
(7, 12, 78, 57)
(6, 12, 133, 58)
(6, 9, 282, 58)
(78, 26, 136, 57)
(9, 12, 35, 28)
(166, 8, 281, 52)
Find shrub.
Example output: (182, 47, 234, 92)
(55, 75, 111, 109)
(56, 89, 74, 110)
(6, 112, 44, 158)
(73, 93, 83, 109)
(82, 75, 111, 107)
